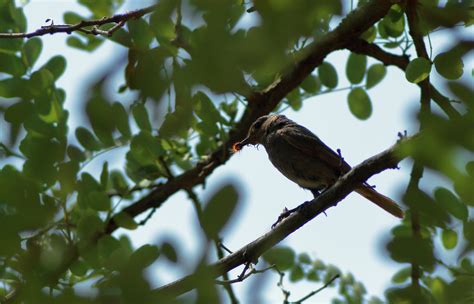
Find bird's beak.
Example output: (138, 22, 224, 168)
(232, 136, 252, 152)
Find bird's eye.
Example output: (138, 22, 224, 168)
(253, 120, 263, 129)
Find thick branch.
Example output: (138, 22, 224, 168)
(346, 39, 460, 119)
(152, 136, 414, 299)
(0, 4, 158, 38)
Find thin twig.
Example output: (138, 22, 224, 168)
(290, 274, 340, 304)
(0, 4, 158, 39)
(215, 265, 276, 285)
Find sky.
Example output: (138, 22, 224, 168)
(13, 0, 474, 303)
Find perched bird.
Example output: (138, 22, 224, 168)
(233, 114, 404, 218)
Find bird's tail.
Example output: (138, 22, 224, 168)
(355, 186, 404, 218)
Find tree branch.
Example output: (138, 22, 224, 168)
(0, 4, 158, 39)
(346, 39, 461, 119)
(152, 135, 414, 299)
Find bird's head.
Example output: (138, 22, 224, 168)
(232, 114, 289, 151)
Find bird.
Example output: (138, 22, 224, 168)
(233, 114, 404, 219)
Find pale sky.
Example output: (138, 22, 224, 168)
(13, 1, 473, 303)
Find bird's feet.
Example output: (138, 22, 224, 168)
(271, 203, 308, 229)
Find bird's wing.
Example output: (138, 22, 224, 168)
(276, 125, 352, 173)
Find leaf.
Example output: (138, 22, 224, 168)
(113, 212, 138, 230)
(318, 61, 338, 89)
(100, 162, 108, 189)
(112, 102, 131, 139)
(194, 91, 221, 121)
(76, 127, 102, 151)
(441, 229, 458, 250)
(298, 253, 312, 264)
(434, 187, 468, 221)
(405, 57, 431, 83)
(346, 53, 367, 84)
(5, 101, 33, 124)
(70, 259, 88, 277)
(129, 244, 160, 269)
(132, 103, 152, 131)
(42, 55, 67, 80)
(434, 52, 464, 80)
(391, 267, 411, 284)
(67, 145, 86, 162)
(289, 265, 305, 282)
(300, 75, 321, 93)
(77, 214, 103, 241)
(0, 53, 26, 76)
(386, 236, 435, 268)
(128, 19, 154, 49)
(201, 184, 239, 238)
(161, 242, 178, 263)
(23, 38, 42, 68)
(263, 246, 295, 271)
(88, 191, 111, 211)
(347, 88, 372, 120)
(366, 64, 387, 89)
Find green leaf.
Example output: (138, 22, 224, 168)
(318, 61, 338, 89)
(201, 184, 239, 238)
(132, 103, 152, 132)
(77, 214, 103, 241)
(42, 55, 67, 80)
(128, 19, 154, 49)
(5, 101, 33, 124)
(289, 265, 305, 282)
(441, 229, 458, 250)
(161, 242, 178, 263)
(434, 52, 464, 80)
(405, 57, 431, 83)
(0, 53, 26, 76)
(347, 88, 372, 120)
(98, 235, 121, 262)
(67, 145, 86, 162)
(23, 38, 42, 68)
(112, 102, 131, 139)
(386, 236, 435, 268)
(447, 82, 473, 105)
(76, 127, 102, 151)
(88, 191, 111, 211)
(366, 64, 387, 89)
(434, 187, 468, 221)
(113, 212, 138, 230)
(300, 75, 321, 93)
(70, 259, 88, 277)
(194, 91, 222, 126)
(100, 162, 109, 189)
(306, 270, 320, 282)
(346, 53, 367, 84)
(129, 244, 160, 269)
(263, 246, 295, 271)
(110, 170, 129, 195)
(298, 253, 312, 264)
(360, 26, 376, 43)
(391, 267, 411, 284)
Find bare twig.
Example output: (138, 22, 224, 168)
(0, 4, 158, 39)
(215, 265, 276, 285)
(290, 274, 340, 304)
